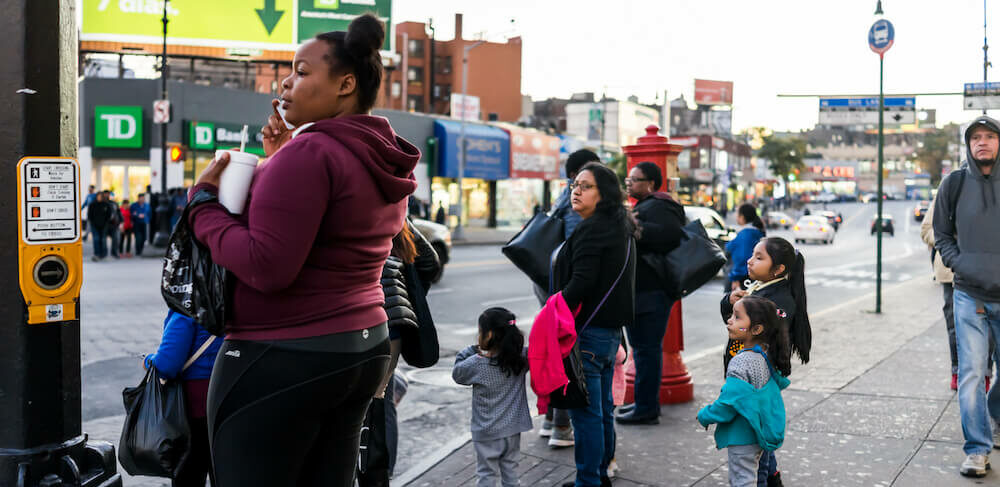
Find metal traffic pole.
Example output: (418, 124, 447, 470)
(869, 3, 894, 313)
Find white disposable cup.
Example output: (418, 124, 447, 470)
(216, 150, 259, 214)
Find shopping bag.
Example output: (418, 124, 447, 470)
(118, 367, 191, 478)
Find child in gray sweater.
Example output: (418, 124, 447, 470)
(453, 307, 532, 487)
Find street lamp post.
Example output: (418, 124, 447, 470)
(455, 40, 485, 241)
(152, 1, 171, 247)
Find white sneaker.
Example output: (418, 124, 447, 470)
(538, 419, 553, 437)
(960, 454, 990, 477)
(548, 426, 574, 448)
(606, 458, 619, 478)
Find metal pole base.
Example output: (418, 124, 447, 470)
(152, 193, 173, 247)
(0, 436, 122, 487)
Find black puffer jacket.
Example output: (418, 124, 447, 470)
(382, 257, 418, 330)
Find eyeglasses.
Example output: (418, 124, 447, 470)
(570, 182, 596, 192)
(625, 177, 651, 184)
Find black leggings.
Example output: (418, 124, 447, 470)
(207, 326, 390, 487)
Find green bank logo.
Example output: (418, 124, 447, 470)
(95, 106, 143, 148)
(314, 0, 340, 9)
(188, 122, 216, 150)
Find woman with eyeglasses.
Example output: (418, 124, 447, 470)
(617, 162, 686, 426)
(550, 162, 637, 487)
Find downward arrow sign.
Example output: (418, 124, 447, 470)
(256, 0, 285, 36)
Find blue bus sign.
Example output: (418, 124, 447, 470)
(869, 19, 894, 56)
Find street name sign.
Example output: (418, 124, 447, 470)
(963, 82, 1000, 110)
(819, 97, 915, 126)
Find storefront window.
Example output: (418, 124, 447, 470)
(100, 165, 125, 196)
(184, 152, 214, 188)
(496, 179, 544, 229)
(127, 166, 151, 201)
(431, 178, 490, 227)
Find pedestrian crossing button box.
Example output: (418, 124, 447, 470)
(16, 157, 83, 324)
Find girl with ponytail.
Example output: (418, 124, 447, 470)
(725, 203, 767, 291)
(719, 236, 811, 485)
(453, 308, 532, 487)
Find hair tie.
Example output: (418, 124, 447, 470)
(508, 319, 517, 326)
(776, 309, 787, 318)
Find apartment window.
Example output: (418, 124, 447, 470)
(408, 39, 424, 58)
(437, 56, 452, 74)
(391, 82, 401, 98)
(407, 66, 423, 83)
(407, 95, 424, 112)
(433, 84, 451, 101)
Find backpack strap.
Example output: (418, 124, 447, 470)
(948, 167, 967, 224)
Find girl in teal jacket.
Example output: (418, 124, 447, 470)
(698, 296, 791, 487)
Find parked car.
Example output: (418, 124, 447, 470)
(793, 216, 835, 244)
(817, 210, 843, 231)
(766, 211, 794, 229)
(684, 206, 736, 249)
(815, 192, 838, 203)
(913, 200, 930, 221)
(411, 217, 452, 282)
(870, 214, 895, 237)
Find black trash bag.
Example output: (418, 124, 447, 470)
(161, 190, 228, 336)
(118, 367, 191, 478)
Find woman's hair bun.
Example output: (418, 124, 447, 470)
(345, 13, 385, 58)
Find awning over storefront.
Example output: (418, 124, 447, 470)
(502, 125, 560, 180)
(434, 120, 510, 181)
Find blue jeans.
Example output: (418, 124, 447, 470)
(569, 326, 621, 487)
(757, 450, 776, 485)
(953, 289, 1000, 455)
(91, 227, 107, 258)
(625, 291, 672, 416)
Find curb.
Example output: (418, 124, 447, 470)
(395, 432, 472, 486)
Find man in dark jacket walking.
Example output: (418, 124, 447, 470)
(617, 161, 685, 424)
(87, 191, 112, 261)
(933, 115, 1000, 478)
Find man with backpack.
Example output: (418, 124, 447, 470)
(934, 116, 1000, 478)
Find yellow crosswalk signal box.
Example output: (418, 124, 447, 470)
(16, 157, 83, 324)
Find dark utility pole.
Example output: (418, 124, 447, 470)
(985, 0, 991, 115)
(0, 2, 121, 485)
(153, 0, 172, 247)
(428, 18, 435, 114)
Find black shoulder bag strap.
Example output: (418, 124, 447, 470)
(579, 238, 633, 331)
(949, 168, 967, 225)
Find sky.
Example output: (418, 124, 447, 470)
(394, 0, 1000, 133)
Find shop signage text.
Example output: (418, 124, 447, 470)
(186, 121, 265, 155)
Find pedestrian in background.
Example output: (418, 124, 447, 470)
(143, 310, 222, 487)
(698, 296, 790, 487)
(453, 307, 532, 487)
(922, 191, 995, 392)
(87, 191, 112, 261)
(617, 161, 684, 426)
(130, 194, 150, 257)
(536, 149, 597, 449)
(188, 14, 418, 486)
(726, 204, 767, 291)
(81, 184, 96, 242)
(551, 162, 636, 487)
(933, 116, 1000, 478)
(435, 203, 447, 225)
(104, 191, 121, 259)
(721, 237, 811, 486)
(119, 198, 133, 258)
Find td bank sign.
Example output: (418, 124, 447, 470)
(187, 121, 265, 155)
(94, 106, 143, 148)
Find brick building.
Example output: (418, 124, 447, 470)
(380, 14, 523, 122)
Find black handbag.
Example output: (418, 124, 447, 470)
(502, 212, 566, 289)
(641, 220, 726, 299)
(161, 190, 229, 336)
(399, 224, 440, 368)
(549, 240, 632, 410)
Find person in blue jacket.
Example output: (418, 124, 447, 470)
(698, 296, 791, 487)
(726, 203, 766, 291)
(143, 310, 221, 487)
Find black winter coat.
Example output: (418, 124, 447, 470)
(634, 192, 685, 293)
(381, 219, 441, 367)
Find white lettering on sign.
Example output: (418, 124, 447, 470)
(101, 113, 137, 140)
(99, 0, 179, 16)
(195, 126, 214, 146)
(19, 159, 80, 245)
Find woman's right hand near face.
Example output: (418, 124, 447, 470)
(262, 99, 294, 157)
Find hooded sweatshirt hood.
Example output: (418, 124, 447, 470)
(963, 115, 1000, 209)
(640, 191, 686, 221)
(302, 114, 419, 203)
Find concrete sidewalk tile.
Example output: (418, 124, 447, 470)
(790, 394, 949, 440)
(927, 400, 965, 444)
(892, 440, 991, 486)
(841, 345, 955, 401)
(776, 433, 919, 486)
(406, 441, 477, 486)
(533, 463, 576, 485)
(516, 456, 563, 485)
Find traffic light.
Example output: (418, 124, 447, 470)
(169, 145, 184, 162)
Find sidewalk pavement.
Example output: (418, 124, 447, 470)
(401, 276, 997, 486)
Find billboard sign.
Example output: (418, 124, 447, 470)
(818, 97, 915, 126)
(506, 127, 561, 180)
(963, 82, 1000, 110)
(694, 79, 734, 106)
(94, 106, 143, 148)
(81, 0, 391, 52)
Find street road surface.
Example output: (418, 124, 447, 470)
(78, 201, 933, 481)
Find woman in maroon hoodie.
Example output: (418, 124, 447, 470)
(189, 14, 418, 487)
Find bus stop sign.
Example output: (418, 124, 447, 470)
(869, 19, 894, 56)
